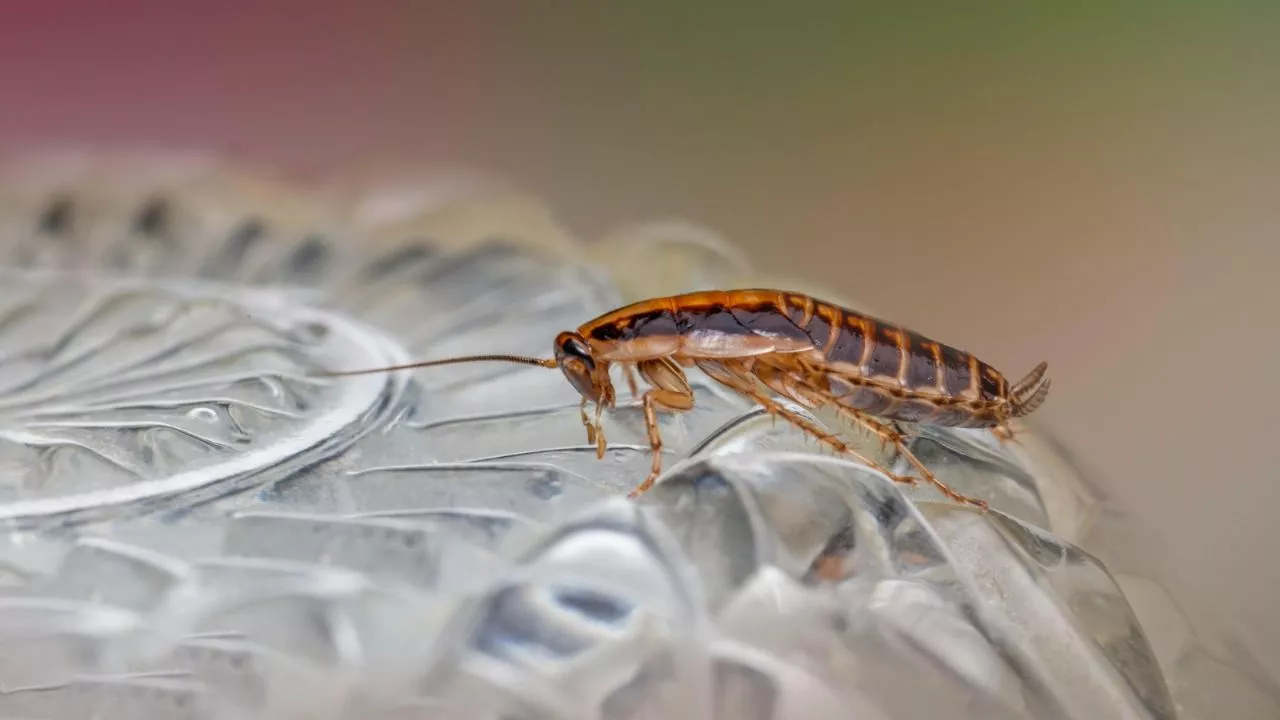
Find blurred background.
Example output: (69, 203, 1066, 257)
(1, 0, 1277, 682)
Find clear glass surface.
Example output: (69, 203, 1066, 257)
(0, 153, 1274, 720)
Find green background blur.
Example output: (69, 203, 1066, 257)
(2, 2, 1278, 686)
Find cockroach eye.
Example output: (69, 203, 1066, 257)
(553, 332, 596, 372)
(559, 358, 598, 400)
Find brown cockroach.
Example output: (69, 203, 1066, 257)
(319, 289, 1050, 510)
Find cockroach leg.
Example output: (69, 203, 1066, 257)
(695, 359, 886, 469)
(782, 373, 989, 509)
(580, 396, 595, 443)
(593, 402, 607, 458)
(749, 362, 833, 447)
(991, 422, 1020, 446)
(991, 422, 1032, 451)
(622, 364, 641, 398)
(627, 387, 694, 499)
(840, 407, 988, 510)
(580, 396, 607, 458)
(748, 362, 919, 487)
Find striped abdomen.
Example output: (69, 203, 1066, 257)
(578, 289, 1010, 427)
(782, 294, 1008, 427)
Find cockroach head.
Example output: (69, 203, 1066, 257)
(554, 331, 609, 403)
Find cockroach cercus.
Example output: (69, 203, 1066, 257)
(318, 289, 1051, 510)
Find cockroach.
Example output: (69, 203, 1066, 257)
(318, 289, 1051, 510)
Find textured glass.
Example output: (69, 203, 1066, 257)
(0, 153, 1274, 720)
